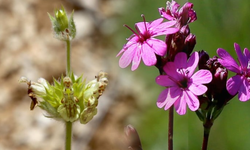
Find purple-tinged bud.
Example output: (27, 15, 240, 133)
(165, 25, 195, 61)
(184, 33, 196, 56)
(198, 50, 210, 70)
(198, 51, 234, 104)
(125, 125, 142, 150)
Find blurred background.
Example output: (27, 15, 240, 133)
(1, 0, 250, 150)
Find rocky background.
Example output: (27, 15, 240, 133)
(0, 0, 145, 150)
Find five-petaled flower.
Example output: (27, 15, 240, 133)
(217, 43, 250, 101)
(155, 52, 212, 115)
(117, 15, 179, 71)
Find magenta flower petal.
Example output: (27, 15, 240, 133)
(119, 45, 136, 68)
(164, 87, 182, 110)
(188, 83, 207, 96)
(147, 38, 166, 56)
(186, 52, 199, 76)
(238, 79, 250, 101)
(156, 75, 177, 87)
(191, 70, 212, 84)
(174, 97, 186, 115)
(148, 18, 164, 28)
(185, 90, 199, 111)
(244, 48, 250, 58)
(158, 7, 174, 21)
(234, 43, 248, 68)
(174, 52, 187, 68)
(163, 62, 182, 81)
(156, 20, 177, 29)
(217, 48, 240, 73)
(141, 43, 157, 66)
(157, 89, 169, 108)
(226, 75, 242, 96)
(131, 47, 142, 71)
(157, 87, 179, 110)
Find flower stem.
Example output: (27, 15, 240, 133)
(65, 121, 72, 150)
(168, 105, 174, 150)
(202, 127, 210, 150)
(66, 40, 71, 76)
(65, 39, 72, 150)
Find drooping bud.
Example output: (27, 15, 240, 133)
(48, 6, 76, 41)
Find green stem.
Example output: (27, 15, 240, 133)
(66, 40, 71, 76)
(65, 121, 72, 150)
(168, 105, 174, 150)
(65, 40, 72, 150)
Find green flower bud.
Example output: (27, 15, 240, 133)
(48, 6, 76, 41)
(19, 71, 108, 124)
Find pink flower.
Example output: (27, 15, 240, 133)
(117, 15, 179, 71)
(159, 0, 197, 27)
(217, 43, 250, 101)
(155, 52, 212, 115)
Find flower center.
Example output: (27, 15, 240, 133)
(242, 60, 250, 78)
(124, 14, 152, 44)
(176, 68, 189, 89)
(137, 31, 151, 43)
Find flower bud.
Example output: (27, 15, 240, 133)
(125, 125, 142, 150)
(48, 6, 76, 41)
(165, 25, 195, 61)
(184, 33, 196, 56)
(198, 50, 210, 70)
(198, 51, 233, 105)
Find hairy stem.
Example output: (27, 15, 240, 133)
(168, 106, 174, 150)
(66, 40, 71, 76)
(65, 121, 72, 150)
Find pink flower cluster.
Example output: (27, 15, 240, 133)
(117, 0, 250, 115)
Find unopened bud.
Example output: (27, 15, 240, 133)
(48, 6, 76, 41)
(125, 125, 142, 150)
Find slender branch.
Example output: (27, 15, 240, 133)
(66, 40, 71, 76)
(65, 121, 72, 150)
(168, 105, 174, 150)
